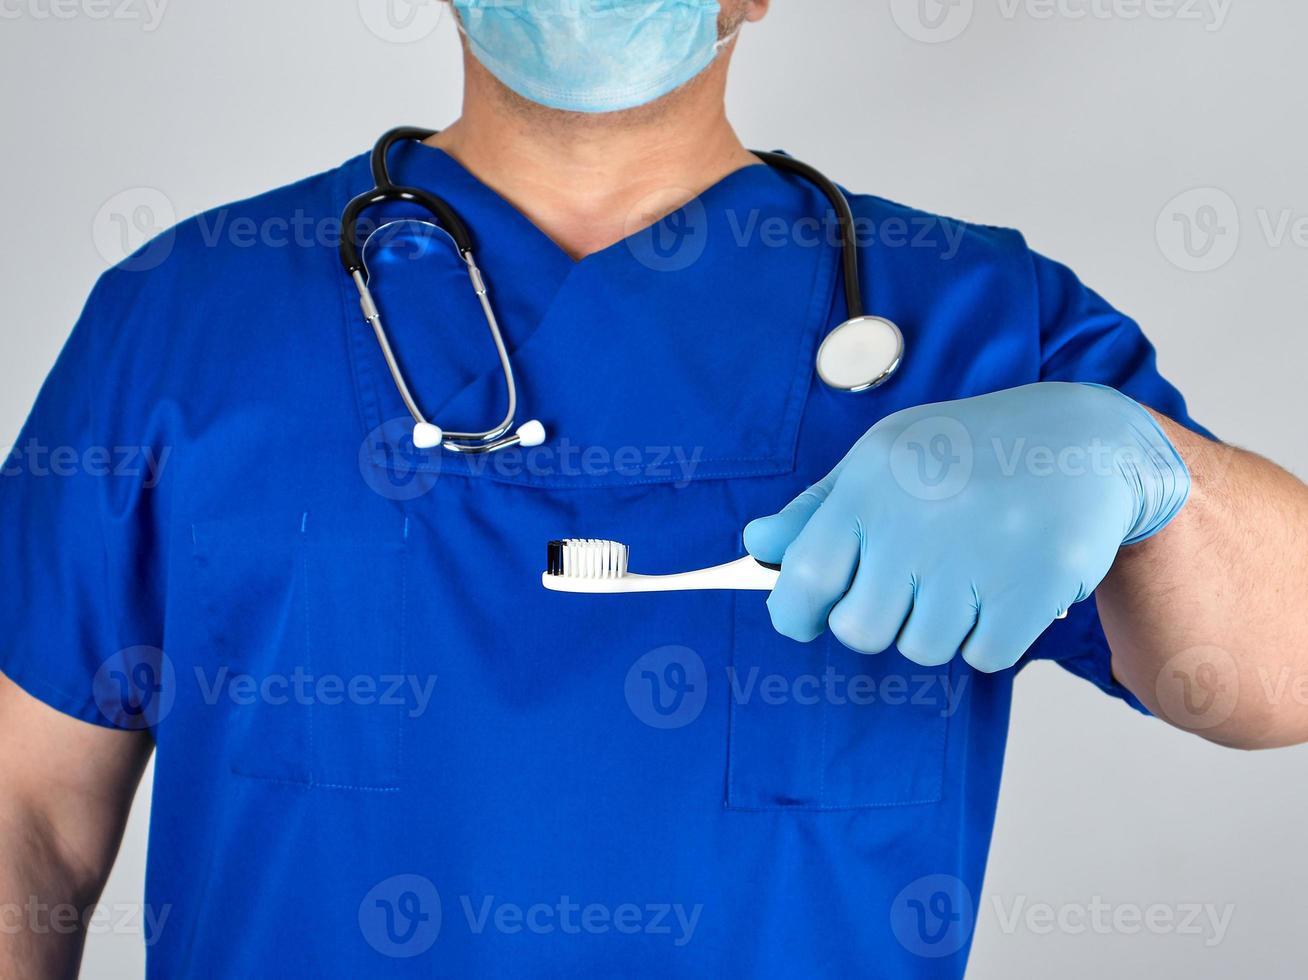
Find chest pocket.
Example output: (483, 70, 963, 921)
(727, 592, 958, 811)
(191, 515, 410, 792)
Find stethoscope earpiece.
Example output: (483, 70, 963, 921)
(516, 420, 547, 448)
(412, 422, 445, 451)
(412, 419, 546, 453)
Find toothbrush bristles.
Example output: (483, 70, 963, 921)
(546, 539, 630, 579)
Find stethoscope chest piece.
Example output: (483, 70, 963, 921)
(816, 316, 905, 393)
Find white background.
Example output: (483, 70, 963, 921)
(1, 0, 1305, 976)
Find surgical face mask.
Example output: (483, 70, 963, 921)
(452, 0, 732, 114)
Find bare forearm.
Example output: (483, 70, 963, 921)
(0, 676, 153, 978)
(1100, 415, 1308, 748)
(0, 799, 101, 980)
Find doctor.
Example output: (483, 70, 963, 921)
(2, 1, 1306, 977)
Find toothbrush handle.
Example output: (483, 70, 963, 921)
(541, 557, 780, 594)
(640, 556, 780, 592)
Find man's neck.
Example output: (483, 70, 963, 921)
(428, 52, 758, 260)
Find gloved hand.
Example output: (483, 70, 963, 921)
(744, 383, 1191, 672)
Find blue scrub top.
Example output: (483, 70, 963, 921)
(0, 140, 1208, 978)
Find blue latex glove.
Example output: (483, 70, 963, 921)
(744, 383, 1191, 672)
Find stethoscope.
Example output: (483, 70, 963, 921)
(340, 127, 905, 455)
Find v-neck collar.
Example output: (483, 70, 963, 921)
(391, 139, 782, 269)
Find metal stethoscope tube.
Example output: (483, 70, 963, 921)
(342, 128, 543, 455)
(339, 127, 904, 456)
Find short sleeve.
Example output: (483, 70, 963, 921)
(1023, 250, 1216, 712)
(0, 271, 166, 728)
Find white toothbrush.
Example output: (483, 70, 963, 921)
(540, 537, 1070, 621)
(541, 539, 780, 594)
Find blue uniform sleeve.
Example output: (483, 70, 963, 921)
(1024, 250, 1216, 712)
(0, 271, 166, 728)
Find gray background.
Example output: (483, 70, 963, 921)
(2, 0, 1304, 976)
